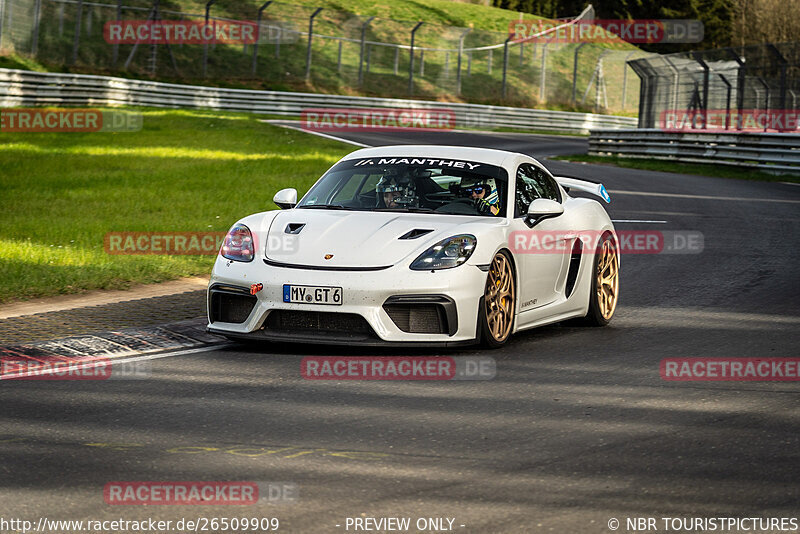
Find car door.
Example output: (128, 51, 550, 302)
(510, 163, 572, 311)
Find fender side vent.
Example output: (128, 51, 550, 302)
(399, 229, 434, 240)
(565, 239, 583, 298)
(285, 223, 305, 234)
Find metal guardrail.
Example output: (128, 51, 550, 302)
(0, 68, 638, 134)
(589, 128, 800, 174)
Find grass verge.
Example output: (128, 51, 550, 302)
(0, 108, 350, 303)
(552, 154, 800, 183)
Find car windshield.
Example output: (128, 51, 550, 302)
(297, 156, 508, 217)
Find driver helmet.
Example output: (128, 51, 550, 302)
(376, 170, 418, 207)
(464, 178, 499, 205)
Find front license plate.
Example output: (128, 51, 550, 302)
(283, 284, 343, 305)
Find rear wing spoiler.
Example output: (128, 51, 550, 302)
(554, 176, 611, 204)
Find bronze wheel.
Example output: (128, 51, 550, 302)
(481, 252, 516, 346)
(596, 238, 619, 320)
(582, 233, 619, 326)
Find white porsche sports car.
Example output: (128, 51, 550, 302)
(207, 145, 619, 348)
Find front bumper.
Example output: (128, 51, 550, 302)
(206, 256, 488, 346)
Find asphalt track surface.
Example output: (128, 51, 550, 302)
(2, 127, 799, 533)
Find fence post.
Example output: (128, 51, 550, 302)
(488, 49, 492, 74)
(31, 0, 42, 56)
(251, 1, 273, 75)
(539, 42, 548, 102)
(501, 37, 511, 98)
(71, 0, 84, 65)
(419, 49, 424, 75)
(768, 44, 787, 112)
(393, 46, 399, 75)
(357, 16, 374, 86)
(456, 28, 470, 95)
(408, 21, 423, 95)
(717, 73, 732, 130)
(304, 7, 323, 81)
(571, 42, 587, 105)
(111, 0, 122, 67)
(337, 40, 342, 73)
(202, 0, 217, 77)
(149, 0, 159, 76)
(0, 0, 5, 48)
(692, 52, 710, 128)
(726, 48, 746, 129)
(621, 51, 635, 110)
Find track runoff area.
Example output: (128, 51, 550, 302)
(1, 125, 799, 533)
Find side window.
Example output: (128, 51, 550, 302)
(514, 164, 559, 217)
(534, 166, 561, 203)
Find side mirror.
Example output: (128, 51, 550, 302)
(273, 188, 297, 210)
(525, 198, 564, 227)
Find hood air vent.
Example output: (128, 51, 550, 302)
(399, 229, 434, 240)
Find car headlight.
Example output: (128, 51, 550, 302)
(410, 234, 476, 270)
(220, 223, 254, 262)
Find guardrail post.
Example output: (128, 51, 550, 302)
(408, 21, 423, 96)
(456, 28, 470, 95)
(571, 42, 587, 104)
(202, 0, 217, 77)
(501, 36, 511, 98)
(251, 1, 272, 75)
(304, 7, 323, 81)
(357, 16, 374, 87)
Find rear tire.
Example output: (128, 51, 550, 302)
(582, 232, 619, 326)
(478, 251, 516, 348)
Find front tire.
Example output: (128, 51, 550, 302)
(479, 251, 516, 348)
(582, 232, 619, 326)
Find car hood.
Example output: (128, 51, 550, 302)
(262, 209, 500, 268)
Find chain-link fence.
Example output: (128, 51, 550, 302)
(631, 43, 800, 129)
(0, 0, 645, 114)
